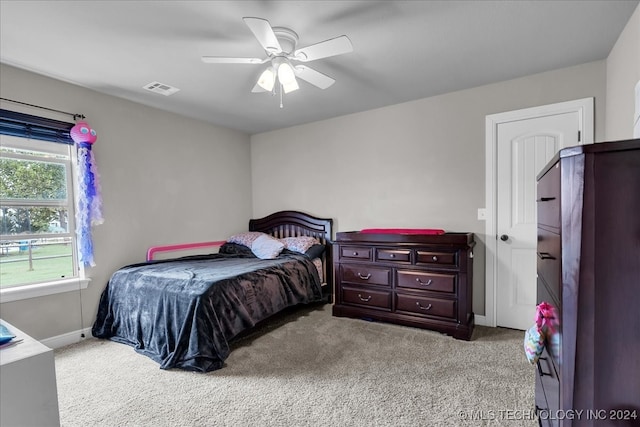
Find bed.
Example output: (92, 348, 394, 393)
(92, 210, 333, 372)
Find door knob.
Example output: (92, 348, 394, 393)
(500, 234, 509, 241)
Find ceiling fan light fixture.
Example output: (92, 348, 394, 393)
(281, 79, 299, 94)
(257, 67, 276, 91)
(277, 61, 296, 84)
(277, 61, 299, 93)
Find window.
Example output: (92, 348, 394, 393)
(0, 109, 87, 301)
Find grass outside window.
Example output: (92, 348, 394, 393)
(0, 240, 74, 288)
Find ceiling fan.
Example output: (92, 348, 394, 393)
(201, 17, 353, 105)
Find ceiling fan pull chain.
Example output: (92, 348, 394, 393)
(280, 83, 284, 108)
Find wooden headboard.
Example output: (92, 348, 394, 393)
(249, 210, 334, 297)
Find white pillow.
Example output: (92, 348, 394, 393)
(251, 234, 284, 259)
(227, 231, 266, 248)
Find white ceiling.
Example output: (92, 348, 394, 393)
(1, 1, 637, 135)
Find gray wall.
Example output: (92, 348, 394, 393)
(0, 64, 253, 340)
(251, 60, 607, 316)
(606, 3, 640, 140)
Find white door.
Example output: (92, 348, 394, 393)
(495, 113, 582, 330)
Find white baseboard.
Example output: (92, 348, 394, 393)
(474, 314, 488, 327)
(41, 327, 92, 349)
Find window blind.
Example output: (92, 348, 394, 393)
(0, 109, 74, 145)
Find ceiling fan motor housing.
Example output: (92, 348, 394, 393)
(271, 27, 298, 55)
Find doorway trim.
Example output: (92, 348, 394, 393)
(484, 98, 594, 327)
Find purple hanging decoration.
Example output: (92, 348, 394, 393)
(70, 121, 103, 267)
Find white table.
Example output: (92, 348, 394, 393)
(0, 319, 60, 427)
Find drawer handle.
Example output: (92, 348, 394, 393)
(537, 357, 552, 377)
(535, 405, 548, 415)
(357, 273, 371, 280)
(432, 255, 438, 262)
(537, 252, 556, 260)
(357, 294, 372, 302)
(416, 302, 433, 311)
(415, 278, 433, 286)
(389, 253, 395, 258)
(352, 252, 358, 256)
(538, 197, 556, 202)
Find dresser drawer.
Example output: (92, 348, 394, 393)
(537, 228, 561, 301)
(397, 270, 456, 293)
(537, 278, 561, 368)
(415, 251, 457, 267)
(395, 294, 456, 319)
(376, 248, 411, 263)
(342, 286, 391, 310)
(537, 162, 560, 230)
(536, 347, 559, 423)
(340, 264, 391, 287)
(535, 371, 551, 427)
(340, 246, 372, 261)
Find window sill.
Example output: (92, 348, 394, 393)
(0, 278, 90, 303)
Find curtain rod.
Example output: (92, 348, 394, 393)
(0, 97, 85, 121)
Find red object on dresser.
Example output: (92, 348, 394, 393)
(360, 228, 445, 235)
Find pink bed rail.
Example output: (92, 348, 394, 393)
(146, 240, 226, 261)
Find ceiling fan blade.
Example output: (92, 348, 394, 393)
(294, 35, 353, 62)
(201, 56, 266, 64)
(243, 17, 282, 54)
(294, 65, 335, 89)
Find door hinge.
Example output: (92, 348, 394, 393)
(578, 130, 581, 142)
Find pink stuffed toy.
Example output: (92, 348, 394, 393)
(524, 301, 559, 364)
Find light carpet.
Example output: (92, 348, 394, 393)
(54, 303, 536, 426)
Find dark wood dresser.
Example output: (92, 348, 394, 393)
(535, 138, 640, 426)
(332, 231, 475, 340)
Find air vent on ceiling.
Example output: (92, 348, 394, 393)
(143, 81, 180, 96)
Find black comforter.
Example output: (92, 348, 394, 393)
(92, 252, 322, 372)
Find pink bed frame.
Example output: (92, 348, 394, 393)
(146, 240, 226, 261)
